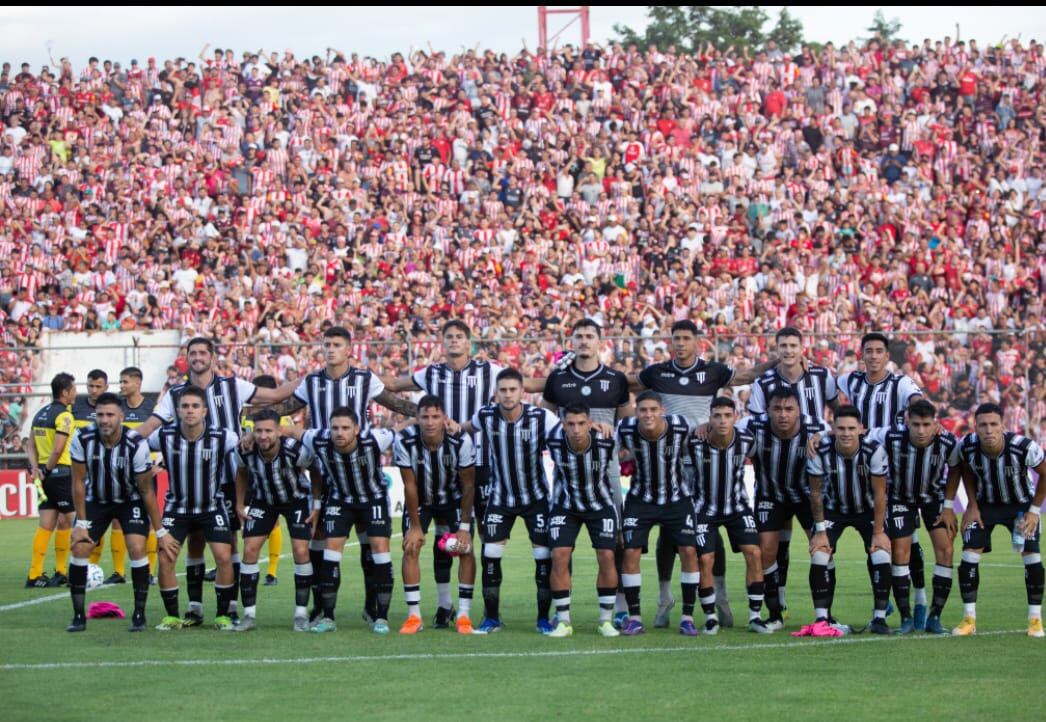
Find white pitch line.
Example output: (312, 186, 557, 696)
(0, 535, 400, 614)
(0, 629, 1027, 671)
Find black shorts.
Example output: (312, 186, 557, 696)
(83, 499, 149, 542)
(695, 511, 759, 555)
(548, 504, 619, 550)
(962, 502, 1041, 554)
(483, 500, 549, 545)
(161, 510, 232, 545)
(322, 498, 392, 540)
(39, 468, 73, 513)
(886, 499, 944, 540)
(244, 497, 313, 541)
(824, 509, 875, 553)
(219, 483, 241, 533)
(402, 503, 472, 536)
(622, 497, 697, 550)
(755, 496, 814, 534)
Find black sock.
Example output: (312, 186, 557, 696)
(958, 559, 980, 604)
(186, 561, 205, 607)
(681, 574, 698, 617)
(360, 544, 375, 617)
(130, 562, 150, 616)
(230, 560, 241, 612)
(535, 557, 552, 619)
(712, 531, 726, 577)
(309, 546, 324, 613)
(481, 554, 503, 619)
(871, 559, 891, 612)
(699, 586, 716, 616)
(69, 561, 87, 619)
(294, 567, 313, 609)
(910, 540, 925, 592)
(826, 564, 837, 612)
(215, 583, 234, 617)
(240, 568, 260, 610)
(810, 563, 830, 617)
(321, 558, 341, 620)
(747, 581, 765, 616)
(161, 587, 180, 617)
(777, 539, 791, 591)
(615, 546, 625, 593)
(764, 563, 782, 619)
(892, 568, 912, 618)
(1026, 561, 1045, 606)
(655, 534, 676, 584)
(623, 578, 641, 617)
(434, 538, 453, 586)
(374, 561, 393, 621)
(930, 567, 953, 618)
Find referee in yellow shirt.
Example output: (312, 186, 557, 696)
(24, 373, 78, 587)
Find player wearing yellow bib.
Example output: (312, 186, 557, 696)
(24, 373, 77, 587)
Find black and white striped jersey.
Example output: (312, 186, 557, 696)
(147, 425, 239, 516)
(234, 437, 315, 506)
(690, 429, 757, 517)
(638, 359, 735, 426)
(546, 426, 618, 512)
(837, 371, 922, 429)
(293, 367, 385, 431)
(957, 432, 1046, 505)
(153, 376, 257, 438)
(69, 427, 152, 504)
(807, 436, 889, 515)
(543, 364, 630, 427)
(747, 365, 838, 422)
(393, 426, 475, 507)
(616, 415, 695, 505)
(737, 414, 829, 504)
(413, 360, 503, 466)
(302, 428, 394, 505)
(470, 403, 558, 508)
(866, 425, 960, 504)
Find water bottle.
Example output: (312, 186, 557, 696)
(1013, 512, 1025, 552)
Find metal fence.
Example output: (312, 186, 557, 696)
(1, 328, 1041, 462)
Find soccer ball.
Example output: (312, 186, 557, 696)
(87, 564, 105, 590)
(437, 533, 471, 556)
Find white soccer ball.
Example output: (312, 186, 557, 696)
(87, 564, 105, 590)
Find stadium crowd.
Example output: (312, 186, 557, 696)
(1, 34, 1045, 450)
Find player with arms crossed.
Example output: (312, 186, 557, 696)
(952, 403, 1046, 638)
(66, 393, 171, 632)
(865, 400, 963, 635)
(544, 403, 621, 638)
(803, 406, 892, 636)
(232, 409, 322, 632)
(395, 395, 477, 635)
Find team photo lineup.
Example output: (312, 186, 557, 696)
(25, 320, 1046, 639)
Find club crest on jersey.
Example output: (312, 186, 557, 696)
(201, 449, 212, 461)
(874, 392, 888, 404)
(1006, 466, 1022, 482)
(440, 452, 455, 469)
(600, 380, 611, 392)
(661, 445, 677, 459)
(804, 388, 816, 399)
(466, 376, 478, 388)
(521, 430, 533, 442)
(857, 464, 870, 477)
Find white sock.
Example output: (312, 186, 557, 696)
(815, 607, 829, 620)
(964, 603, 977, 618)
(404, 585, 421, 618)
(714, 575, 729, 602)
(873, 609, 886, 620)
(615, 592, 627, 614)
(458, 584, 473, 618)
(778, 587, 787, 607)
(244, 605, 257, 618)
(914, 587, 927, 606)
(188, 601, 203, 613)
(437, 582, 452, 610)
(658, 580, 672, 604)
(295, 605, 307, 618)
(1030, 604, 1042, 620)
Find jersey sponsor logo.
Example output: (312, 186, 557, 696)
(823, 519, 835, 529)
(485, 513, 504, 524)
(695, 523, 710, 534)
(550, 515, 567, 527)
(248, 507, 265, 519)
(891, 504, 908, 513)
(161, 517, 174, 527)
(757, 500, 774, 511)
(622, 516, 638, 528)
(560, 383, 577, 389)
(325, 506, 341, 517)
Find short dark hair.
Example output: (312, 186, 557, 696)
(907, 399, 937, 420)
(562, 403, 591, 417)
(861, 332, 890, 350)
(670, 320, 699, 336)
(250, 408, 281, 426)
(775, 326, 803, 342)
(571, 318, 602, 336)
(441, 320, 471, 337)
(119, 367, 143, 380)
(417, 395, 444, 413)
(87, 369, 108, 383)
(178, 386, 208, 405)
(496, 368, 524, 386)
(974, 402, 1003, 420)
(51, 372, 75, 399)
(635, 390, 663, 407)
(95, 392, 122, 408)
(834, 405, 862, 423)
(253, 374, 277, 389)
(329, 406, 359, 424)
(767, 386, 800, 406)
(187, 336, 215, 354)
(323, 326, 351, 342)
(711, 397, 736, 412)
